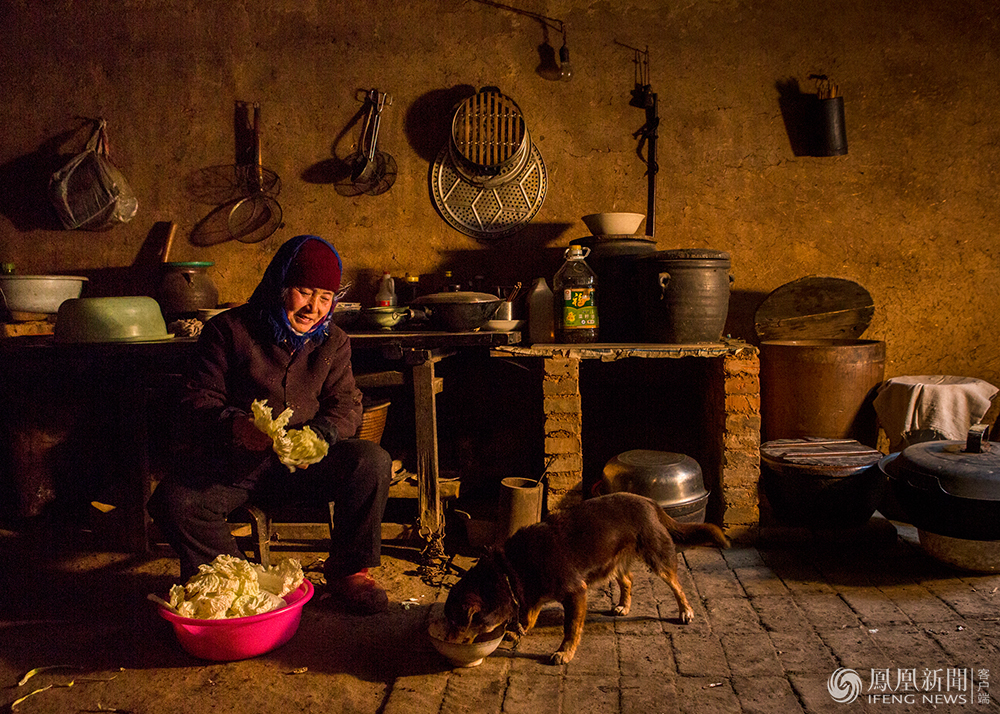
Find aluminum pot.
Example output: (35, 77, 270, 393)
(601, 450, 708, 506)
(881, 424, 1000, 541)
(411, 291, 502, 331)
(601, 450, 710, 524)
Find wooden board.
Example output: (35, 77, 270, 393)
(754, 276, 874, 341)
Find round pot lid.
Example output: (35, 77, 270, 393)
(754, 276, 874, 341)
(411, 291, 500, 304)
(641, 249, 730, 262)
(891, 425, 1000, 500)
(761, 438, 883, 470)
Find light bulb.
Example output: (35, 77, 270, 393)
(559, 43, 573, 82)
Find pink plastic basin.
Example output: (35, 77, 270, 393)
(157, 580, 313, 661)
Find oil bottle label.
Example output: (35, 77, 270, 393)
(560, 288, 598, 329)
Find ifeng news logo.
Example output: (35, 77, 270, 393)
(827, 667, 991, 705)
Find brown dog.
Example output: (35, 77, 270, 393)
(443, 492, 730, 664)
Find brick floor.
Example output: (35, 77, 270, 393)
(3, 518, 1000, 713)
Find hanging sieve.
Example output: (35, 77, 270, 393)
(228, 103, 282, 243)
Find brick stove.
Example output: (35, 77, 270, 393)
(493, 341, 761, 542)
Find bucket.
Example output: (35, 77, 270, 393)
(760, 339, 885, 447)
(815, 97, 848, 156)
(496, 477, 544, 545)
(637, 249, 732, 343)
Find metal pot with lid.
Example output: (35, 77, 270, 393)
(410, 291, 502, 332)
(881, 424, 1000, 540)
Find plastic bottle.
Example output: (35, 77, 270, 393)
(553, 245, 598, 343)
(441, 269, 460, 292)
(375, 272, 396, 306)
(398, 273, 420, 305)
(527, 277, 554, 345)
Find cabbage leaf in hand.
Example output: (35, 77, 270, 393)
(251, 399, 329, 472)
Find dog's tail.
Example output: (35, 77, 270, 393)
(657, 507, 731, 548)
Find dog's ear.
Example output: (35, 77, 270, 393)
(472, 545, 497, 561)
(463, 598, 481, 628)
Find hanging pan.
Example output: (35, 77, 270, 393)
(228, 103, 282, 243)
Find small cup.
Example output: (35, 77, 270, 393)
(494, 301, 515, 320)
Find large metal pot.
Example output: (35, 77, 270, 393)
(881, 424, 1000, 541)
(601, 450, 710, 523)
(411, 291, 501, 332)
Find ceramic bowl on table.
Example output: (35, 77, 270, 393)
(581, 213, 645, 236)
(55, 296, 173, 343)
(155, 580, 313, 661)
(197, 307, 230, 322)
(486, 319, 525, 332)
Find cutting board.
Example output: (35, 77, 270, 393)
(754, 276, 874, 341)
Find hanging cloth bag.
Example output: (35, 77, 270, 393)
(49, 118, 138, 230)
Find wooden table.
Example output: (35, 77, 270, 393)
(345, 330, 521, 558)
(0, 329, 520, 555)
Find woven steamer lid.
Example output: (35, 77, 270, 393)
(450, 89, 528, 170)
(760, 438, 883, 476)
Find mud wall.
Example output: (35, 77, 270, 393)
(1, 0, 998, 386)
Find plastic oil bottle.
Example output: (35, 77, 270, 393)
(375, 271, 396, 306)
(553, 245, 598, 343)
(527, 277, 554, 345)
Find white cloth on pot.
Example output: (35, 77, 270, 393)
(873, 375, 998, 452)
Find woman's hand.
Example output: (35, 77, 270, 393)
(233, 416, 273, 452)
